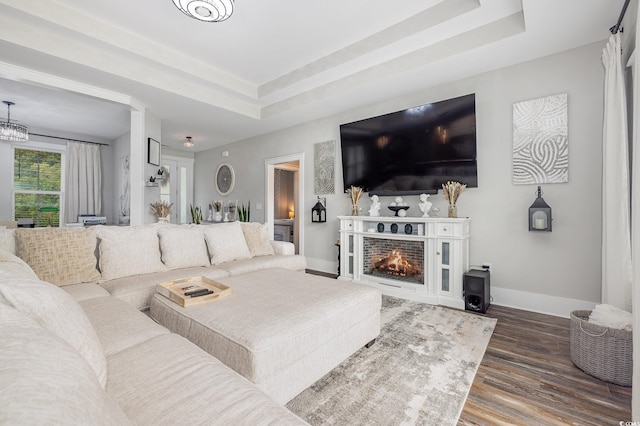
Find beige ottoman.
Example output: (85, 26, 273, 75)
(150, 268, 381, 404)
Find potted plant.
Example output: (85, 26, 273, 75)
(211, 200, 222, 222)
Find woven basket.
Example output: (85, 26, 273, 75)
(570, 310, 632, 386)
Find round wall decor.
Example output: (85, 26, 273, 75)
(215, 163, 235, 196)
(377, 223, 384, 232)
(404, 224, 413, 234)
(390, 223, 398, 234)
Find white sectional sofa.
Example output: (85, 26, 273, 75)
(0, 249, 307, 425)
(6, 221, 306, 310)
(0, 221, 381, 424)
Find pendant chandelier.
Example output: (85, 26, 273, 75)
(183, 136, 194, 148)
(1, 101, 29, 142)
(171, 0, 234, 22)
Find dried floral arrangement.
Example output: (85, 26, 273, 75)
(442, 181, 467, 206)
(347, 185, 364, 215)
(150, 200, 173, 218)
(211, 200, 222, 212)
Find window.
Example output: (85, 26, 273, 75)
(13, 147, 63, 227)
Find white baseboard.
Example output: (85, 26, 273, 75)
(491, 286, 597, 318)
(305, 258, 597, 318)
(305, 257, 338, 275)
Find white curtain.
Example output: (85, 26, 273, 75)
(602, 33, 632, 312)
(65, 142, 102, 223)
(632, 2, 640, 418)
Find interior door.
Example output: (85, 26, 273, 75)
(160, 156, 194, 224)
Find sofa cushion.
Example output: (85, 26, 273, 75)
(15, 227, 100, 286)
(106, 333, 306, 426)
(158, 225, 210, 269)
(0, 277, 108, 389)
(219, 254, 307, 276)
(241, 222, 275, 257)
(97, 225, 166, 281)
(0, 303, 130, 425)
(99, 266, 230, 311)
(79, 296, 169, 357)
(203, 222, 252, 265)
(0, 249, 38, 280)
(63, 283, 111, 302)
(270, 240, 296, 256)
(0, 228, 16, 255)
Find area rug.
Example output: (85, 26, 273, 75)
(286, 296, 497, 425)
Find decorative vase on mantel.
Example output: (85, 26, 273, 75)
(351, 204, 359, 216)
(157, 216, 169, 224)
(442, 181, 466, 219)
(448, 204, 457, 218)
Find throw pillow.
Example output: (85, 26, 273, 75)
(0, 303, 128, 423)
(0, 228, 16, 255)
(0, 249, 38, 280)
(240, 222, 275, 257)
(0, 277, 108, 389)
(203, 222, 252, 265)
(158, 225, 210, 269)
(15, 228, 101, 286)
(96, 224, 166, 281)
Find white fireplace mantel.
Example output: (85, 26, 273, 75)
(338, 215, 470, 309)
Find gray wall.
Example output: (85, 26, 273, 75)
(195, 41, 606, 312)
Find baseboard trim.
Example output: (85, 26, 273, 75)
(305, 257, 338, 275)
(490, 286, 597, 318)
(307, 257, 597, 318)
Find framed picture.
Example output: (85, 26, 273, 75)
(147, 138, 160, 166)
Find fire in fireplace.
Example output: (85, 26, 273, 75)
(373, 249, 421, 278)
(363, 237, 424, 285)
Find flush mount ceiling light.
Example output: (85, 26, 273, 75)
(1, 101, 29, 142)
(172, 0, 234, 22)
(183, 136, 194, 148)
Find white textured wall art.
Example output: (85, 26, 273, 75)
(512, 93, 568, 184)
(314, 140, 335, 194)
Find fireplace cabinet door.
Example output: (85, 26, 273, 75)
(340, 234, 355, 278)
(437, 239, 453, 296)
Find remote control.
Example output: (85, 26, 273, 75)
(190, 290, 214, 298)
(185, 289, 210, 297)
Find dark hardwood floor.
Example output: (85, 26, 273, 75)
(459, 304, 632, 425)
(304, 271, 632, 424)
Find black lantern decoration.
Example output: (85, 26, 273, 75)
(529, 186, 552, 232)
(311, 197, 327, 223)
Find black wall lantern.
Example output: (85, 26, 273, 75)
(529, 186, 552, 232)
(311, 197, 327, 223)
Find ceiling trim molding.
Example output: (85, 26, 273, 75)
(262, 12, 525, 119)
(0, 61, 139, 108)
(0, 0, 256, 98)
(258, 0, 481, 98)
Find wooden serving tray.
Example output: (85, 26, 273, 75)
(157, 276, 232, 307)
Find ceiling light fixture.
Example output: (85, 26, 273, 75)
(183, 136, 194, 148)
(1, 101, 29, 142)
(171, 0, 234, 22)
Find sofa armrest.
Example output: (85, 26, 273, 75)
(269, 240, 295, 256)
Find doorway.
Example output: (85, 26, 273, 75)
(160, 155, 194, 224)
(265, 153, 304, 255)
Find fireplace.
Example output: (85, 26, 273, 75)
(362, 237, 424, 285)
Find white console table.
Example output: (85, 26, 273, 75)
(338, 215, 470, 309)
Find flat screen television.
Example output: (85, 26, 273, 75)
(339, 93, 477, 195)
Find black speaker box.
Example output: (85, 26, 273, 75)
(463, 269, 490, 313)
